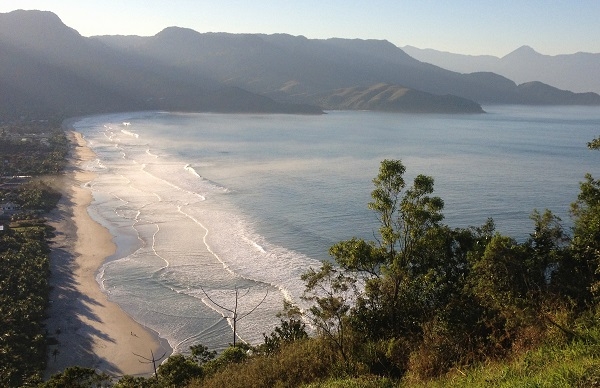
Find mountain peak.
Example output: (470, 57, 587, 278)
(155, 26, 202, 40)
(503, 45, 539, 59)
(0, 9, 81, 46)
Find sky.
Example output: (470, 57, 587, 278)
(1, 1, 599, 57)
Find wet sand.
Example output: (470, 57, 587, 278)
(44, 129, 169, 378)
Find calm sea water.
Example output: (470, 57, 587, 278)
(74, 106, 600, 354)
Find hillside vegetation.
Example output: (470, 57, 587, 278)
(0, 122, 67, 387)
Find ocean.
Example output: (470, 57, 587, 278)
(73, 106, 600, 354)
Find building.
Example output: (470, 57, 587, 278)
(0, 201, 20, 214)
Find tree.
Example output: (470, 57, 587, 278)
(200, 285, 268, 346)
(561, 138, 600, 303)
(470, 235, 531, 328)
(40, 366, 111, 388)
(157, 354, 204, 387)
(133, 349, 166, 382)
(302, 159, 468, 375)
(527, 209, 568, 294)
(189, 343, 217, 364)
(335, 160, 448, 338)
(301, 261, 357, 369)
(261, 301, 308, 355)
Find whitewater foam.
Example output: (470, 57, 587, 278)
(75, 112, 321, 352)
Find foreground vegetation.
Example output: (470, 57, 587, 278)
(40, 137, 600, 387)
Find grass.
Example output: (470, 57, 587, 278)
(404, 329, 600, 388)
(189, 319, 600, 388)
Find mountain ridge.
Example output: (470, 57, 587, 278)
(403, 45, 600, 95)
(0, 10, 323, 119)
(96, 27, 600, 106)
(1, 10, 599, 120)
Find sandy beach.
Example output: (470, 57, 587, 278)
(44, 128, 169, 378)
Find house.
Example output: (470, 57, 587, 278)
(0, 201, 20, 213)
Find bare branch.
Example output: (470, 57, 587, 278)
(199, 285, 235, 315)
(238, 289, 269, 321)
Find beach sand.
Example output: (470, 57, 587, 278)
(44, 129, 169, 378)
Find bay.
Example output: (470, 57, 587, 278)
(74, 105, 600, 353)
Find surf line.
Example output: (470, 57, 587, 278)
(152, 223, 170, 270)
(139, 164, 206, 201)
(176, 205, 236, 277)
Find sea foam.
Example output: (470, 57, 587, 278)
(76, 113, 320, 353)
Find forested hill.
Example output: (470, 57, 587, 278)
(0, 10, 322, 120)
(2, 10, 600, 120)
(96, 27, 600, 108)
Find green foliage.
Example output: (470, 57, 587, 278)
(40, 366, 112, 388)
(113, 375, 161, 388)
(405, 315, 600, 387)
(567, 171, 600, 303)
(0, 227, 51, 387)
(16, 181, 62, 212)
(470, 235, 531, 322)
(588, 136, 600, 150)
(0, 125, 68, 176)
(298, 153, 600, 382)
(196, 338, 338, 388)
(202, 344, 250, 376)
(260, 303, 308, 355)
(157, 354, 203, 387)
(301, 261, 357, 370)
(189, 343, 217, 364)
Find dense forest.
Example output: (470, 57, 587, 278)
(39, 137, 600, 387)
(0, 121, 67, 387)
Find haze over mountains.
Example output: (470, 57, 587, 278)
(1, 10, 599, 120)
(403, 45, 600, 95)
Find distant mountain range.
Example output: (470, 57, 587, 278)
(1, 10, 599, 120)
(403, 45, 600, 95)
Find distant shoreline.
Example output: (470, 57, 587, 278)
(44, 119, 171, 378)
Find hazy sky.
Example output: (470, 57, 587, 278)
(1, 1, 599, 57)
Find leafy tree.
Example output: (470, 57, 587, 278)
(334, 160, 449, 339)
(157, 353, 204, 387)
(40, 366, 111, 388)
(113, 375, 160, 388)
(260, 301, 308, 355)
(470, 235, 531, 329)
(302, 159, 474, 375)
(189, 344, 217, 364)
(0, 227, 51, 387)
(526, 209, 568, 298)
(202, 344, 252, 377)
(301, 261, 357, 369)
(562, 138, 600, 304)
(17, 181, 62, 212)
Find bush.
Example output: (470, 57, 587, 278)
(196, 338, 338, 388)
(157, 354, 203, 387)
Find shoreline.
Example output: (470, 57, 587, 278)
(44, 124, 171, 378)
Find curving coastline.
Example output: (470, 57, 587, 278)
(44, 124, 170, 378)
